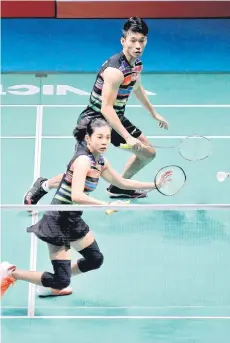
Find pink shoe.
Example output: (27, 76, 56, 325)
(36, 285, 73, 297)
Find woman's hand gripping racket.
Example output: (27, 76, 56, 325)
(106, 165, 186, 215)
(120, 135, 212, 161)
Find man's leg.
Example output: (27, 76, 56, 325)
(24, 108, 101, 206)
(107, 117, 156, 198)
(24, 174, 63, 205)
(120, 133, 156, 179)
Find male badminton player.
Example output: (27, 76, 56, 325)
(24, 17, 168, 206)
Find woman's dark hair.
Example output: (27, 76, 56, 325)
(73, 118, 111, 143)
(122, 17, 148, 38)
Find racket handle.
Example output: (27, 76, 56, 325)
(106, 209, 117, 215)
(105, 200, 131, 215)
(120, 143, 132, 150)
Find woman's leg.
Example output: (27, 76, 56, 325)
(11, 245, 71, 288)
(70, 231, 104, 276)
(1, 244, 71, 297)
(24, 174, 64, 205)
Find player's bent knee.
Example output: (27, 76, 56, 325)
(41, 260, 71, 290)
(149, 149, 156, 160)
(78, 251, 104, 272)
(41, 271, 71, 290)
(78, 241, 104, 272)
(92, 251, 104, 270)
(53, 276, 71, 290)
(142, 147, 156, 161)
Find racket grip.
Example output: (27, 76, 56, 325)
(105, 200, 131, 215)
(106, 209, 117, 215)
(120, 143, 132, 150)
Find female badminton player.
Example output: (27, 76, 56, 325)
(0, 118, 168, 298)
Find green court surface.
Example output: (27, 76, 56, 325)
(1, 73, 230, 342)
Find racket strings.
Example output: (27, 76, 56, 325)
(155, 165, 186, 196)
(178, 136, 212, 161)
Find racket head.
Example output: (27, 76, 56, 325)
(154, 165, 186, 196)
(178, 135, 212, 161)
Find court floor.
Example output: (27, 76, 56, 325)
(1, 73, 230, 342)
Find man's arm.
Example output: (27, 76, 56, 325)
(133, 75, 168, 129)
(101, 67, 132, 140)
(101, 67, 144, 147)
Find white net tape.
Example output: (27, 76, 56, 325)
(1, 204, 230, 211)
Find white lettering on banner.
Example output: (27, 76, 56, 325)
(56, 85, 90, 95)
(42, 85, 54, 95)
(0, 85, 6, 95)
(8, 85, 40, 96)
(0, 84, 156, 96)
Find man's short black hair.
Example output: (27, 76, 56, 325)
(122, 17, 148, 38)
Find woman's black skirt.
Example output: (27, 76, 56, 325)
(27, 210, 89, 249)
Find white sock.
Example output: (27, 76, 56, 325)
(42, 181, 50, 192)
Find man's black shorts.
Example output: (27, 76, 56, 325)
(77, 107, 142, 147)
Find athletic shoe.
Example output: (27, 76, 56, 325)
(0, 262, 16, 297)
(36, 285, 73, 297)
(24, 177, 48, 205)
(106, 185, 148, 198)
